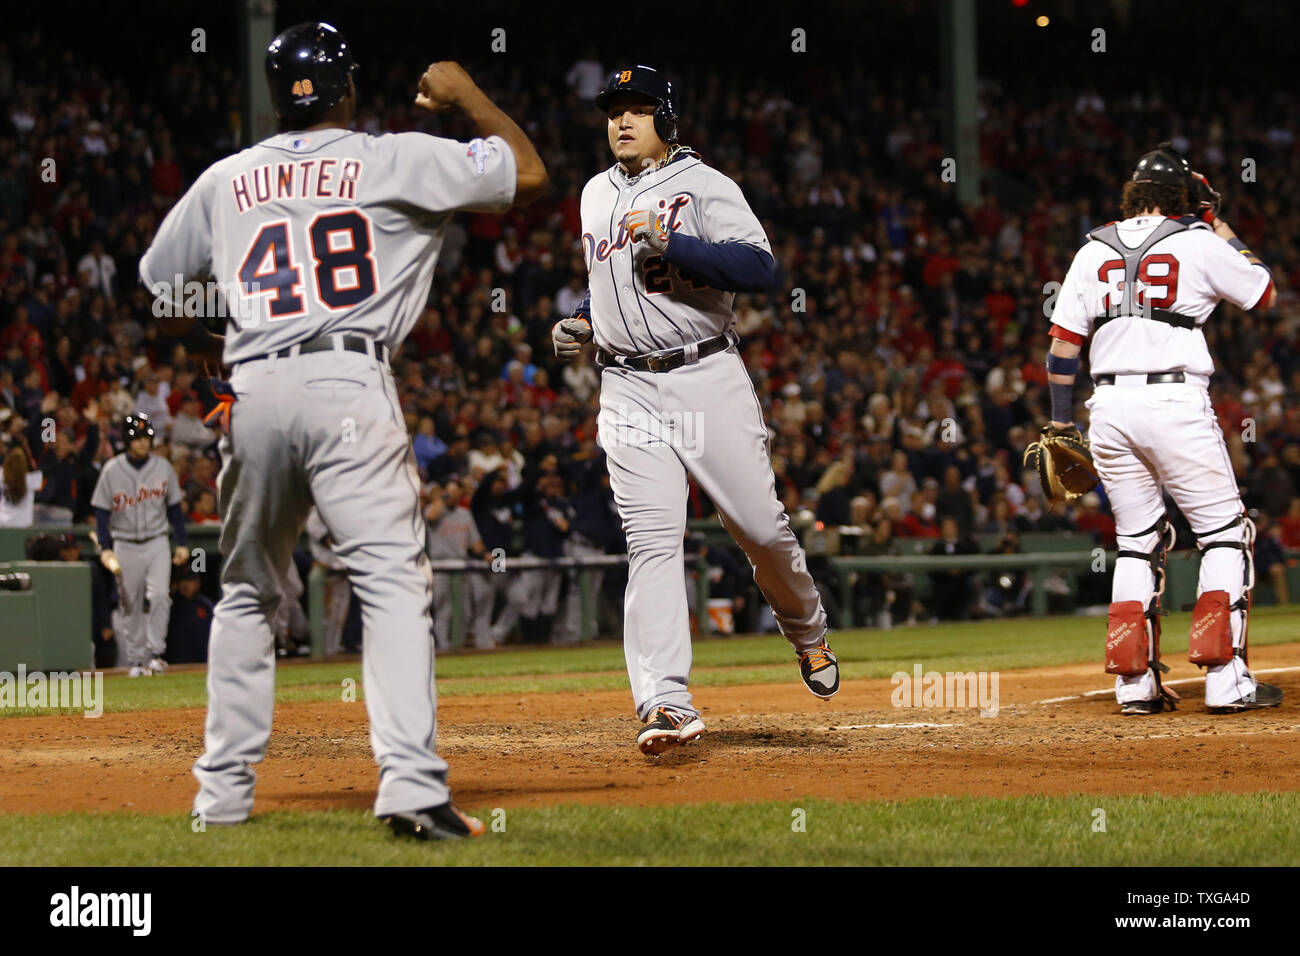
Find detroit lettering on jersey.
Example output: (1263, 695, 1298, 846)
(579, 153, 769, 355)
(231, 157, 362, 213)
(111, 483, 170, 511)
(584, 195, 692, 265)
(91, 455, 182, 541)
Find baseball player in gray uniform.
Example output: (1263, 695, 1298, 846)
(139, 22, 547, 840)
(424, 479, 494, 650)
(553, 66, 836, 756)
(92, 412, 190, 676)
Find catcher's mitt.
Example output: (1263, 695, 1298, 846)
(1023, 424, 1100, 504)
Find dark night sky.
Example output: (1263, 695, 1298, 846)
(9, 0, 1296, 98)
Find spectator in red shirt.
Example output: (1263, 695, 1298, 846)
(69, 354, 108, 410)
(922, 235, 960, 287)
(189, 488, 221, 525)
(972, 193, 1003, 240)
(1073, 492, 1117, 549)
(1279, 498, 1300, 550)
(151, 142, 182, 200)
(985, 276, 1016, 328)
(1020, 344, 1049, 388)
(410, 307, 452, 357)
(899, 490, 941, 538)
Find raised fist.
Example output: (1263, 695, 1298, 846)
(415, 62, 478, 112)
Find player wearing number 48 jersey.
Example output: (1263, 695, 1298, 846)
(139, 21, 547, 840)
(1045, 143, 1280, 716)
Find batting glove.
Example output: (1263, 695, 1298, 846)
(623, 209, 670, 253)
(196, 377, 236, 433)
(552, 315, 592, 361)
(173, 545, 190, 566)
(100, 550, 121, 575)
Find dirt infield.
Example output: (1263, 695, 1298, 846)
(3, 646, 1300, 815)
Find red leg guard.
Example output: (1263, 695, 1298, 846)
(1188, 590, 1235, 667)
(1106, 601, 1150, 676)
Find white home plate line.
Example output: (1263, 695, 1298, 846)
(830, 722, 957, 730)
(1135, 725, 1300, 741)
(1032, 665, 1300, 705)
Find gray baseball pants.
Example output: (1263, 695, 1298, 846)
(193, 347, 449, 823)
(599, 343, 827, 721)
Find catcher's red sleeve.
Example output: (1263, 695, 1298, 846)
(1049, 324, 1085, 346)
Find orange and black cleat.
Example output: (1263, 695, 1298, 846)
(383, 802, 485, 841)
(798, 641, 840, 699)
(637, 705, 705, 756)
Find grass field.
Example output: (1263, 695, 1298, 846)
(4, 793, 1299, 866)
(4, 604, 1298, 717)
(4, 605, 1298, 866)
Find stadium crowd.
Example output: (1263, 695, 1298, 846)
(1, 33, 1298, 661)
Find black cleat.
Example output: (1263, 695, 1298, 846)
(1120, 698, 1166, 716)
(1209, 682, 1283, 714)
(383, 802, 485, 841)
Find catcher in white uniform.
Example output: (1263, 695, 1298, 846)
(553, 66, 835, 756)
(1046, 143, 1281, 715)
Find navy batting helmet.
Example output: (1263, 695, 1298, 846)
(124, 413, 155, 443)
(595, 65, 678, 143)
(265, 21, 358, 122)
(1132, 142, 1191, 187)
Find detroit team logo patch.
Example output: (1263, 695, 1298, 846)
(466, 138, 491, 175)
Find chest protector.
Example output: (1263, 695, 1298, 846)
(1088, 217, 1200, 331)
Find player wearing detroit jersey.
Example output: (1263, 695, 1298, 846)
(139, 22, 547, 840)
(91, 413, 190, 676)
(1045, 144, 1280, 716)
(552, 65, 835, 756)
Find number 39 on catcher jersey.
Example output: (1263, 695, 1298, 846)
(1050, 215, 1272, 378)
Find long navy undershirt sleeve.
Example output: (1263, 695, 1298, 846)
(571, 289, 591, 319)
(167, 503, 188, 546)
(662, 234, 777, 293)
(95, 507, 113, 552)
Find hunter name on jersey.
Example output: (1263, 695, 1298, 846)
(232, 158, 364, 213)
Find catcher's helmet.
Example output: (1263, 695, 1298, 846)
(124, 413, 155, 443)
(265, 21, 358, 122)
(595, 65, 678, 143)
(1131, 142, 1191, 187)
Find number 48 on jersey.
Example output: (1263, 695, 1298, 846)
(236, 210, 378, 324)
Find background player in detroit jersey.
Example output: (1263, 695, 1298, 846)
(91, 412, 190, 677)
(1045, 143, 1281, 715)
(553, 65, 836, 756)
(138, 22, 547, 839)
